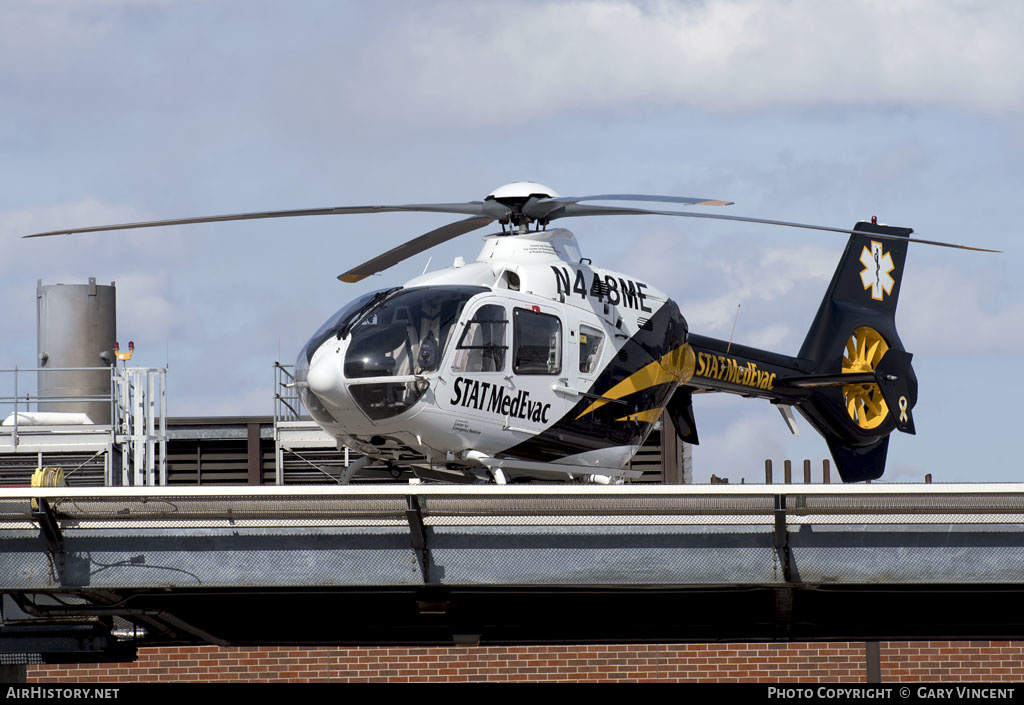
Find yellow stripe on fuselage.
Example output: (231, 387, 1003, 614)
(614, 408, 663, 424)
(575, 343, 695, 420)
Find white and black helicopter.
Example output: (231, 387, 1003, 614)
(26, 182, 997, 483)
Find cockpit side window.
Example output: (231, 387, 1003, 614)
(513, 308, 562, 375)
(452, 304, 508, 373)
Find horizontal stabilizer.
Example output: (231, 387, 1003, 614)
(776, 372, 874, 389)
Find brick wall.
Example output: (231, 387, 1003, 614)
(881, 642, 1024, 682)
(25, 641, 1022, 683)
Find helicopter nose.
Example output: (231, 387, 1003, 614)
(306, 353, 343, 399)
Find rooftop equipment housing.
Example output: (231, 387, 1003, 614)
(36, 278, 116, 424)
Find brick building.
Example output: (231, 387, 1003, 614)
(22, 641, 1024, 683)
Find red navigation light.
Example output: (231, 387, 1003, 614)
(114, 340, 135, 362)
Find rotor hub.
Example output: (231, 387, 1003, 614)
(486, 182, 560, 231)
(486, 181, 559, 202)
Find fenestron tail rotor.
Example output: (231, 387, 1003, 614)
(23, 181, 999, 284)
(842, 327, 890, 430)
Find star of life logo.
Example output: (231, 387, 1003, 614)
(859, 241, 895, 301)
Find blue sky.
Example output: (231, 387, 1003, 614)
(1, 0, 1020, 482)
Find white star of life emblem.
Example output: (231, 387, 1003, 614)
(859, 241, 896, 301)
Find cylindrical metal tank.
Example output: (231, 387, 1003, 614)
(37, 278, 116, 424)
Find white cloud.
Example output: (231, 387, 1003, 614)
(743, 323, 791, 351)
(690, 406, 791, 483)
(899, 260, 1024, 352)
(0, 200, 196, 270)
(109, 270, 178, 343)
(4, 1, 1020, 141)
(0, 199, 144, 244)
(342, 0, 1024, 126)
(619, 229, 836, 339)
(0, 3, 114, 81)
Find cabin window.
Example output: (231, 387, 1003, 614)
(513, 308, 561, 375)
(579, 324, 604, 374)
(452, 304, 508, 373)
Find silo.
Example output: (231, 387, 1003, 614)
(36, 278, 116, 424)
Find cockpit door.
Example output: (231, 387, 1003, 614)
(450, 300, 509, 376)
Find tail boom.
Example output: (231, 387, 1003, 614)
(675, 220, 918, 482)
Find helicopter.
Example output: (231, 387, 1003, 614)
(25, 181, 998, 484)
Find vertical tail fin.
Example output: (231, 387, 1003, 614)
(794, 221, 918, 482)
(799, 221, 911, 362)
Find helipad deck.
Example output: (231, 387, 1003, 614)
(2, 483, 1024, 661)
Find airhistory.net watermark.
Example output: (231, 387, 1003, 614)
(6, 688, 119, 699)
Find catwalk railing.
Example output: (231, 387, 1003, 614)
(0, 366, 167, 486)
(2, 483, 1023, 590)
(4, 483, 1024, 651)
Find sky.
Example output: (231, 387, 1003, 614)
(0, 0, 1020, 483)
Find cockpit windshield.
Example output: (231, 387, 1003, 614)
(295, 287, 400, 426)
(299, 287, 400, 365)
(344, 286, 487, 379)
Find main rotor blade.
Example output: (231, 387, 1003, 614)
(548, 204, 1001, 253)
(338, 215, 496, 283)
(524, 193, 732, 221)
(23, 202, 501, 239)
(548, 193, 733, 206)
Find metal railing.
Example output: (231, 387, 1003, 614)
(0, 365, 168, 486)
(111, 366, 167, 486)
(273, 362, 302, 424)
(5, 482, 1024, 525)
(0, 366, 113, 449)
(272, 362, 369, 484)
